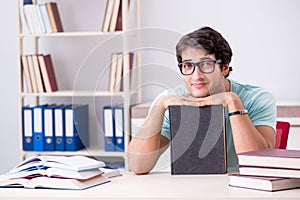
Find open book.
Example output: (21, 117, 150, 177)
(5, 167, 103, 180)
(9, 155, 106, 173)
(0, 174, 110, 190)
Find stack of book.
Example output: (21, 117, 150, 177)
(0, 155, 117, 190)
(102, 0, 130, 32)
(21, 54, 58, 93)
(108, 52, 134, 92)
(229, 148, 300, 191)
(21, 1, 63, 34)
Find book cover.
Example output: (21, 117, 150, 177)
(109, 0, 121, 32)
(108, 53, 118, 92)
(21, 55, 33, 93)
(26, 55, 38, 93)
(237, 149, 300, 170)
(38, 54, 58, 92)
(32, 54, 45, 93)
(46, 2, 63, 32)
(102, 0, 114, 32)
(169, 105, 226, 175)
(228, 173, 300, 192)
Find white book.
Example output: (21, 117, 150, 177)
(102, 0, 115, 32)
(35, 4, 46, 33)
(9, 155, 106, 173)
(109, 0, 121, 32)
(23, 5, 35, 34)
(39, 3, 52, 33)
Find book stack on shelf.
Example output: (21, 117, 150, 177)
(229, 148, 300, 192)
(21, 1, 63, 34)
(0, 155, 120, 190)
(108, 52, 134, 92)
(102, 0, 129, 32)
(21, 54, 58, 93)
(22, 104, 89, 152)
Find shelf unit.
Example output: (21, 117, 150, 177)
(18, 0, 141, 169)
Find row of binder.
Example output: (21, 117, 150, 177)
(22, 104, 89, 152)
(103, 105, 124, 152)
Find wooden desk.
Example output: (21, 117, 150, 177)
(0, 172, 300, 199)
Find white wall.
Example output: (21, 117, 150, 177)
(138, 0, 300, 103)
(0, 0, 299, 173)
(0, 1, 20, 173)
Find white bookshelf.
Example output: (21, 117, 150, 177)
(18, 0, 141, 169)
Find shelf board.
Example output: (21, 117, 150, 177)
(21, 146, 126, 158)
(20, 90, 134, 97)
(20, 31, 124, 38)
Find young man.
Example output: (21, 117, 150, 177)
(128, 26, 276, 174)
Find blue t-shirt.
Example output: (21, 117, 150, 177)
(151, 79, 277, 172)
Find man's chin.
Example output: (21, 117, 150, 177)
(191, 92, 210, 98)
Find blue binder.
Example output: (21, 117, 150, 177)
(33, 104, 47, 151)
(113, 106, 124, 152)
(65, 104, 89, 151)
(103, 105, 115, 151)
(54, 105, 67, 151)
(43, 104, 57, 151)
(22, 105, 34, 151)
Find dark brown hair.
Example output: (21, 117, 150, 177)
(176, 27, 233, 77)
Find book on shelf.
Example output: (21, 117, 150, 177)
(228, 173, 300, 192)
(108, 52, 134, 92)
(23, 4, 43, 34)
(46, 2, 64, 32)
(38, 54, 58, 92)
(169, 105, 226, 175)
(114, 52, 124, 91)
(9, 155, 106, 174)
(109, 53, 118, 92)
(0, 173, 109, 190)
(20, 55, 33, 93)
(110, 0, 132, 32)
(109, 0, 121, 32)
(102, 0, 115, 32)
(38, 3, 53, 33)
(237, 148, 300, 170)
(32, 54, 45, 92)
(25, 55, 38, 93)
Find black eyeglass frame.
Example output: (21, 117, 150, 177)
(177, 59, 223, 75)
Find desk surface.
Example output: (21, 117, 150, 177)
(1, 171, 300, 200)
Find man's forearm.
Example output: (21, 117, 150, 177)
(128, 103, 166, 174)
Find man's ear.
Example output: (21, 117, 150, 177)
(222, 63, 230, 77)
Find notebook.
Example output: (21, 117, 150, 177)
(169, 105, 226, 175)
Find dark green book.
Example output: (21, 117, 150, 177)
(169, 105, 226, 175)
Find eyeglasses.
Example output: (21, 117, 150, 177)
(178, 59, 222, 75)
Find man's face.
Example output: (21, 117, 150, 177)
(181, 46, 226, 98)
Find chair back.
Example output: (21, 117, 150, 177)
(275, 121, 290, 149)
